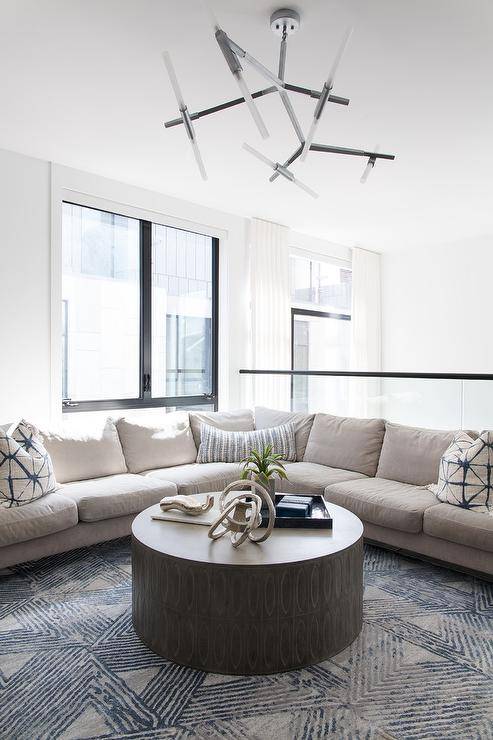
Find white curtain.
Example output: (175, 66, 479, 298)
(248, 218, 291, 410)
(349, 247, 382, 417)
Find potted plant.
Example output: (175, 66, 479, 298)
(240, 445, 288, 504)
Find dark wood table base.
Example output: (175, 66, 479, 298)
(132, 536, 363, 675)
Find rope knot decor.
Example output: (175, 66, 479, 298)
(208, 480, 275, 548)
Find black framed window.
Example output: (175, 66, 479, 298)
(61, 202, 218, 413)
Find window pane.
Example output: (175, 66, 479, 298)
(292, 313, 351, 412)
(62, 203, 140, 401)
(293, 314, 351, 371)
(290, 255, 352, 313)
(152, 225, 213, 398)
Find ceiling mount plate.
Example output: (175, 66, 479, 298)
(270, 8, 300, 36)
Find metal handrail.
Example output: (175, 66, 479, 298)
(239, 369, 493, 381)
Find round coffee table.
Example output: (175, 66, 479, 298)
(132, 497, 363, 675)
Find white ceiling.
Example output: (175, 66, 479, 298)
(1, 0, 492, 252)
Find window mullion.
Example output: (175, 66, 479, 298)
(140, 220, 152, 401)
(211, 238, 219, 407)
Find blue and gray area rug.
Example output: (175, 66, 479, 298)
(0, 539, 492, 740)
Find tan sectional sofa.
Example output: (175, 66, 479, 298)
(1, 407, 492, 579)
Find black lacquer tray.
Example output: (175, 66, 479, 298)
(260, 494, 333, 529)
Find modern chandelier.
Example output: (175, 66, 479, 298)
(162, 4, 396, 198)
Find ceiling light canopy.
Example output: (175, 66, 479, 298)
(162, 4, 396, 194)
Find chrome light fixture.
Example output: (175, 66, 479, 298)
(162, 51, 208, 180)
(243, 143, 319, 199)
(163, 4, 396, 192)
(300, 27, 353, 162)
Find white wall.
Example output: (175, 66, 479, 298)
(382, 236, 493, 372)
(381, 236, 493, 429)
(0, 149, 52, 423)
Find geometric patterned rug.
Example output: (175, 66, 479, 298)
(0, 538, 492, 740)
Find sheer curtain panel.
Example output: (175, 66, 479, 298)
(249, 218, 291, 410)
(350, 247, 382, 417)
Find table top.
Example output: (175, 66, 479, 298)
(132, 493, 363, 567)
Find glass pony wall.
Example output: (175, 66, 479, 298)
(241, 371, 493, 432)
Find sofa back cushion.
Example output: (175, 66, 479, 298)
(189, 409, 254, 450)
(116, 412, 197, 473)
(376, 422, 456, 486)
(39, 418, 127, 484)
(197, 422, 296, 464)
(254, 407, 315, 461)
(303, 413, 385, 476)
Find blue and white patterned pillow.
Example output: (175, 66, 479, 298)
(197, 422, 296, 464)
(429, 430, 493, 515)
(0, 420, 57, 508)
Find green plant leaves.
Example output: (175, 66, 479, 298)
(239, 444, 289, 481)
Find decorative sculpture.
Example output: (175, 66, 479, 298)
(208, 480, 276, 548)
(160, 494, 214, 516)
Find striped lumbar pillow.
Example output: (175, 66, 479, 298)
(197, 422, 296, 464)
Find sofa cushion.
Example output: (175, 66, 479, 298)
(1, 420, 56, 508)
(424, 503, 493, 553)
(189, 409, 254, 449)
(116, 412, 197, 474)
(143, 462, 242, 495)
(376, 422, 456, 487)
(40, 418, 127, 484)
(60, 474, 176, 522)
(303, 413, 385, 476)
(197, 422, 296, 463)
(276, 462, 367, 495)
(324, 477, 438, 533)
(0, 493, 77, 547)
(254, 407, 315, 461)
